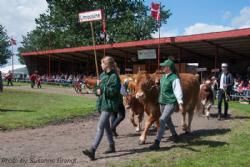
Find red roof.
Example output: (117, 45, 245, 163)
(21, 28, 250, 57)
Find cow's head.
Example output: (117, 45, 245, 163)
(135, 73, 159, 102)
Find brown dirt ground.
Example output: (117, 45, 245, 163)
(0, 86, 232, 167)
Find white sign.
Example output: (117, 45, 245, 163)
(79, 9, 102, 23)
(138, 49, 156, 60)
(211, 68, 220, 72)
(125, 68, 132, 72)
(196, 67, 207, 72)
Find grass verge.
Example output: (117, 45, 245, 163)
(110, 102, 250, 167)
(0, 89, 96, 130)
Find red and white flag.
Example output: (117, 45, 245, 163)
(151, 2, 160, 21)
(10, 37, 16, 45)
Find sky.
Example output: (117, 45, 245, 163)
(1, 0, 250, 66)
(148, 0, 250, 37)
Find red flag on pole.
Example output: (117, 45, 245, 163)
(102, 10, 106, 33)
(151, 2, 160, 21)
(10, 38, 16, 45)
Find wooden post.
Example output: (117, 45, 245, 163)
(87, 55, 90, 76)
(11, 45, 14, 75)
(90, 22, 99, 78)
(157, 3, 161, 70)
(157, 25, 160, 70)
(49, 55, 51, 78)
(215, 46, 219, 68)
(124, 56, 127, 74)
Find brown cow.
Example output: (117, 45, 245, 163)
(135, 72, 200, 144)
(83, 75, 134, 91)
(123, 94, 144, 132)
(83, 77, 97, 89)
(134, 72, 161, 144)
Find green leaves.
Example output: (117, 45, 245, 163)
(18, 0, 171, 54)
(0, 25, 12, 66)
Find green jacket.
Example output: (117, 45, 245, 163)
(95, 70, 121, 112)
(159, 73, 178, 105)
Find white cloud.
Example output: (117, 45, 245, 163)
(184, 23, 233, 35)
(231, 6, 250, 28)
(152, 28, 179, 38)
(0, 0, 48, 45)
(0, 0, 47, 66)
(183, 6, 250, 36)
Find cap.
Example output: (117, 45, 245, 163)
(221, 63, 228, 68)
(160, 59, 175, 71)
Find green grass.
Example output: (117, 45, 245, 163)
(0, 89, 96, 130)
(110, 102, 250, 167)
(3, 81, 72, 87)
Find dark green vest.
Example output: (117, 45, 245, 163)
(95, 70, 121, 112)
(159, 73, 178, 104)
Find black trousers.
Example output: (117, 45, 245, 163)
(218, 89, 229, 117)
(7, 79, 13, 86)
(31, 80, 35, 88)
(111, 103, 126, 131)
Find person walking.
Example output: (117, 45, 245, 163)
(6, 70, 13, 86)
(149, 59, 184, 150)
(217, 63, 233, 120)
(82, 56, 121, 161)
(110, 65, 126, 137)
(30, 71, 38, 88)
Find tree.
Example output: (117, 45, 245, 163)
(0, 25, 12, 66)
(18, 0, 171, 61)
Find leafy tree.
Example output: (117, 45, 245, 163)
(0, 25, 12, 66)
(18, 0, 171, 62)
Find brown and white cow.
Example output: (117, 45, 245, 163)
(123, 94, 144, 132)
(135, 72, 200, 144)
(199, 80, 214, 119)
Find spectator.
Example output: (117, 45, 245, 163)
(5, 70, 13, 86)
(30, 71, 38, 88)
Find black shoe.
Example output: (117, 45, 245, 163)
(149, 140, 160, 150)
(169, 134, 179, 143)
(104, 144, 116, 154)
(82, 148, 95, 161)
(112, 129, 119, 137)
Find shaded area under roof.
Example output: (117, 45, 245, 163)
(21, 28, 250, 75)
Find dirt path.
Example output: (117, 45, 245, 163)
(1, 86, 232, 167)
(0, 106, 232, 167)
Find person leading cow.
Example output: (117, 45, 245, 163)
(149, 59, 184, 150)
(217, 63, 233, 120)
(82, 56, 121, 161)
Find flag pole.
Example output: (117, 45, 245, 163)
(90, 21, 99, 78)
(157, 3, 161, 70)
(12, 45, 14, 74)
(103, 9, 106, 57)
(158, 22, 160, 70)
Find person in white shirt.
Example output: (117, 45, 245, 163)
(217, 63, 233, 120)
